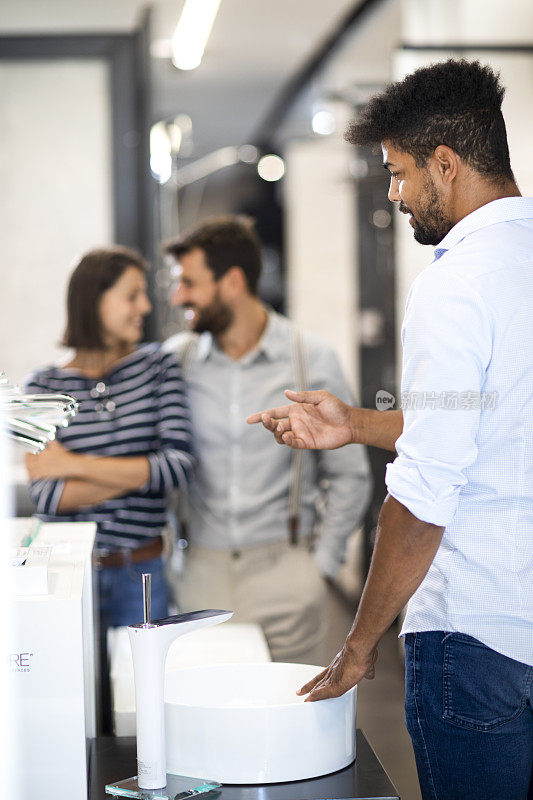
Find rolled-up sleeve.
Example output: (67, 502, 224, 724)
(29, 478, 66, 516)
(145, 352, 195, 494)
(386, 267, 492, 526)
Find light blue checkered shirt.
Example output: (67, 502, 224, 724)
(164, 311, 371, 579)
(386, 197, 533, 666)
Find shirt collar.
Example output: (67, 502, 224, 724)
(434, 196, 533, 257)
(254, 310, 288, 362)
(196, 308, 286, 364)
(195, 331, 214, 362)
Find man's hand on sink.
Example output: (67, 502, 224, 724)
(297, 643, 378, 702)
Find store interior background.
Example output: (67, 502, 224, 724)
(1, 1, 533, 797)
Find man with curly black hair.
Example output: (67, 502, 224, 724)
(249, 59, 532, 799)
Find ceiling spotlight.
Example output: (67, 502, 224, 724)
(257, 154, 285, 182)
(150, 122, 172, 184)
(174, 113, 193, 134)
(312, 110, 336, 136)
(168, 123, 182, 153)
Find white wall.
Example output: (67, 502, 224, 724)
(0, 60, 113, 386)
(402, 0, 533, 46)
(284, 135, 360, 398)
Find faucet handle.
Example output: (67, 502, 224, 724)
(129, 609, 233, 630)
(142, 573, 152, 627)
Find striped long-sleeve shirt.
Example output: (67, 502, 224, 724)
(25, 343, 193, 550)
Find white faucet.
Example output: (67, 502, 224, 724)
(128, 573, 232, 790)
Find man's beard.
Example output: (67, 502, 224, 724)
(186, 291, 234, 336)
(401, 174, 452, 246)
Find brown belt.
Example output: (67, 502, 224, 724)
(93, 535, 163, 570)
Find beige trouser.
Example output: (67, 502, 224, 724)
(169, 540, 328, 666)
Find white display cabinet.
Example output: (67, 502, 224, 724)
(8, 520, 97, 800)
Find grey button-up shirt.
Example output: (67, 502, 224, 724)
(164, 311, 371, 578)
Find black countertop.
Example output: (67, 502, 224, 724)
(89, 729, 400, 800)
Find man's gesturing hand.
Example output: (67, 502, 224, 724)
(246, 389, 355, 450)
(297, 643, 378, 702)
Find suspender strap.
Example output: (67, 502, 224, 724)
(180, 336, 198, 378)
(173, 335, 198, 542)
(288, 327, 309, 545)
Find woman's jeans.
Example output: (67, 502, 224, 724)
(98, 555, 169, 628)
(405, 631, 533, 800)
(97, 556, 169, 731)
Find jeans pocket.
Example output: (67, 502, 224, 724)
(442, 633, 530, 731)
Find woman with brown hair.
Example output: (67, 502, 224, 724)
(25, 246, 193, 728)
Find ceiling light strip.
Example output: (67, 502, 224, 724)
(172, 0, 222, 71)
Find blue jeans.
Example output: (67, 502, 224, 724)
(405, 631, 533, 800)
(98, 555, 169, 628)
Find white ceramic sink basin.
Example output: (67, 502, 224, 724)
(165, 662, 356, 784)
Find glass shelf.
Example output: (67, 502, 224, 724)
(105, 773, 221, 800)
